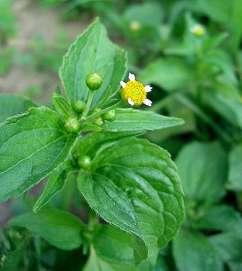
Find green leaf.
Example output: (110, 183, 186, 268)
(59, 18, 127, 107)
(77, 136, 184, 260)
(10, 208, 85, 250)
(204, 90, 242, 128)
(176, 141, 227, 204)
(0, 94, 35, 123)
(103, 108, 184, 133)
(93, 225, 147, 267)
(227, 143, 242, 191)
(0, 106, 75, 203)
(191, 0, 242, 50)
(139, 58, 192, 92)
(52, 93, 74, 119)
(33, 165, 67, 213)
(210, 226, 242, 263)
(173, 230, 223, 271)
(193, 205, 241, 232)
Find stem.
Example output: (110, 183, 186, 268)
(81, 92, 95, 119)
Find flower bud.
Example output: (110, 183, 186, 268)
(86, 73, 103, 91)
(94, 117, 104, 126)
(78, 155, 91, 170)
(190, 24, 206, 37)
(74, 100, 86, 113)
(129, 21, 141, 32)
(65, 117, 80, 133)
(103, 109, 116, 121)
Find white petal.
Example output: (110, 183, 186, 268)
(128, 73, 135, 81)
(143, 99, 152, 106)
(120, 81, 126, 88)
(145, 85, 152, 92)
(128, 98, 135, 106)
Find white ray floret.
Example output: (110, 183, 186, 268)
(120, 81, 126, 88)
(145, 85, 152, 92)
(143, 99, 152, 106)
(128, 73, 135, 81)
(128, 98, 135, 106)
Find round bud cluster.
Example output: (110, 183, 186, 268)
(65, 117, 80, 133)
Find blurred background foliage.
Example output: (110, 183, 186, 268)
(0, 0, 242, 270)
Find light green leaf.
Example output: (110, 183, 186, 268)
(0, 94, 35, 123)
(59, 18, 127, 108)
(77, 136, 184, 260)
(10, 208, 85, 250)
(0, 106, 75, 203)
(176, 141, 227, 204)
(173, 230, 223, 271)
(103, 108, 184, 133)
(227, 143, 242, 191)
(139, 58, 192, 92)
(33, 165, 67, 213)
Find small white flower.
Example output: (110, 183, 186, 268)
(120, 72, 153, 107)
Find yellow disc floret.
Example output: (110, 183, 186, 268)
(121, 80, 147, 106)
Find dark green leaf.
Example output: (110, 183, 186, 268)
(0, 106, 75, 203)
(78, 136, 184, 260)
(0, 94, 35, 123)
(173, 230, 223, 271)
(59, 18, 127, 107)
(176, 141, 227, 204)
(103, 108, 184, 133)
(10, 208, 85, 250)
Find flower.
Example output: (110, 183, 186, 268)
(190, 24, 206, 37)
(120, 73, 152, 107)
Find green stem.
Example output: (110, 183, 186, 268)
(81, 92, 95, 119)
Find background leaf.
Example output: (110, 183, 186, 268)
(176, 141, 227, 204)
(228, 143, 242, 191)
(173, 230, 223, 271)
(139, 58, 192, 92)
(10, 208, 85, 250)
(0, 93, 35, 123)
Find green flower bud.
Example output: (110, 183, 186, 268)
(74, 100, 86, 113)
(78, 155, 91, 170)
(94, 117, 104, 126)
(65, 117, 80, 133)
(86, 73, 103, 91)
(103, 109, 116, 121)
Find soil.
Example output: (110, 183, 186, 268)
(0, 0, 89, 102)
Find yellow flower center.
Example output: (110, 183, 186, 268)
(121, 80, 147, 106)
